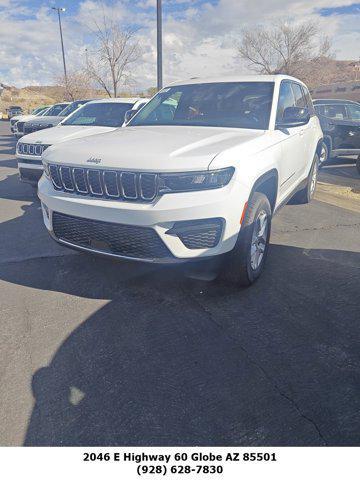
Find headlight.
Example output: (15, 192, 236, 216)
(158, 167, 234, 193)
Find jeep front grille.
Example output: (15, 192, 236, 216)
(48, 164, 158, 202)
(17, 143, 51, 156)
(52, 212, 173, 260)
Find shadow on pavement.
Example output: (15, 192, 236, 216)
(320, 156, 360, 189)
(0, 172, 37, 201)
(16, 243, 360, 446)
(0, 134, 16, 153)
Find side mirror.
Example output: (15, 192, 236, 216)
(124, 110, 137, 124)
(277, 106, 310, 128)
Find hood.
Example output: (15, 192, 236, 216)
(27, 116, 64, 126)
(20, 125, 116, 145)
(13, 114, 37, 122)
(43, 125, 265, 172)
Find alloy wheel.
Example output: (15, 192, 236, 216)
(250, 210, 268, 270)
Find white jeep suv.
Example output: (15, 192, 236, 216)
(39, 75, 323, 286)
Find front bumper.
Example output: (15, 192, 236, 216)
(38, 175, 246, 262)
(19, 167, 43, 185)
(18, 157, 43, 185)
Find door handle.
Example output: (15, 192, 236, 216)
(299, 129, 305, 136)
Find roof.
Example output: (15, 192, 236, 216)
(88, 97, 142, 104)
(313, 99, 359, 105)
(167, 74, 305, 87)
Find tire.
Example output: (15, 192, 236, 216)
(319, 141, 329, 167)
(356, 155, 360, 175)
(291, 153, 319, 204)
(219, 192, 272, 287)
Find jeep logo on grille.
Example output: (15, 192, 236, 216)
(87, 157, 102, 164)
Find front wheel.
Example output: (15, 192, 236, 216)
(219, 192, 272, 287)
(291, 154, 319, 204)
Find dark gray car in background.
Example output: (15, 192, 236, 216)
(314, 99, 360, 165)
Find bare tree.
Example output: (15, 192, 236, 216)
(85, 5, 141, 98)
(55, 71, 95, 101)
(238, 20, 333, 85)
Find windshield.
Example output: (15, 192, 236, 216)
(60, 101, 89, 118)
(62, 102, 134, 127)
(35, 107, 49, 116)
(130, 82, 274, 130)
(31, 107, 45, 115)
(43, 104, 68, 117)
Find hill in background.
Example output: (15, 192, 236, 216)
(0, 85, 136, 114)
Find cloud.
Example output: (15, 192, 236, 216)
(0, 0, 359, 90)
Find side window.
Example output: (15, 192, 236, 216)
(346, 103, 360, 120)
(302, 86, 315, 115)
(276, 81, 296, 122)
(323, 104, 347, 120)
(291, 83, 306, 108)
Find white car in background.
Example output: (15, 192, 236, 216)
(10, 106, 50, 136)
(16, 97, 143, 185)
(16, 102, 70, 138)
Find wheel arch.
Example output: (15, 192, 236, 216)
(322, 135, 332, 152)
(316, 138, 324, 157)
(250, 169, 279, 213)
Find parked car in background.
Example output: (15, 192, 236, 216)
(7, 106, 23, 118)
(11, 106, 51, 136)
(314, 99, 360, 165)
(16, 98, 142, 185)
(49, 99, 93, 123)
(10, 105, 49, 133)
(22, 100, 93, 136)
(20, 102, 71, 136)
(39, 75, 323, 286)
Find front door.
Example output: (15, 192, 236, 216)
(275, 81, 306, 199)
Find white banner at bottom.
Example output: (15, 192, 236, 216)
(1, 446, 358, 479)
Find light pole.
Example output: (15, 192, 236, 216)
(52, 7, 67, 86)
(157, 0, 163, 90)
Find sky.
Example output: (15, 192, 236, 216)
(0, 0, 359, 91)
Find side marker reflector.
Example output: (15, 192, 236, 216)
(240, 201, 248, 224)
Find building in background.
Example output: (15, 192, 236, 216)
(310, 81, 360, 102)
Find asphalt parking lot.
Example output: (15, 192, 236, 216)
(0, 120, 359, 446)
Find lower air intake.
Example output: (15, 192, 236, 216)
(166, 218, 223, 249)
(52, 212, 174, 260)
